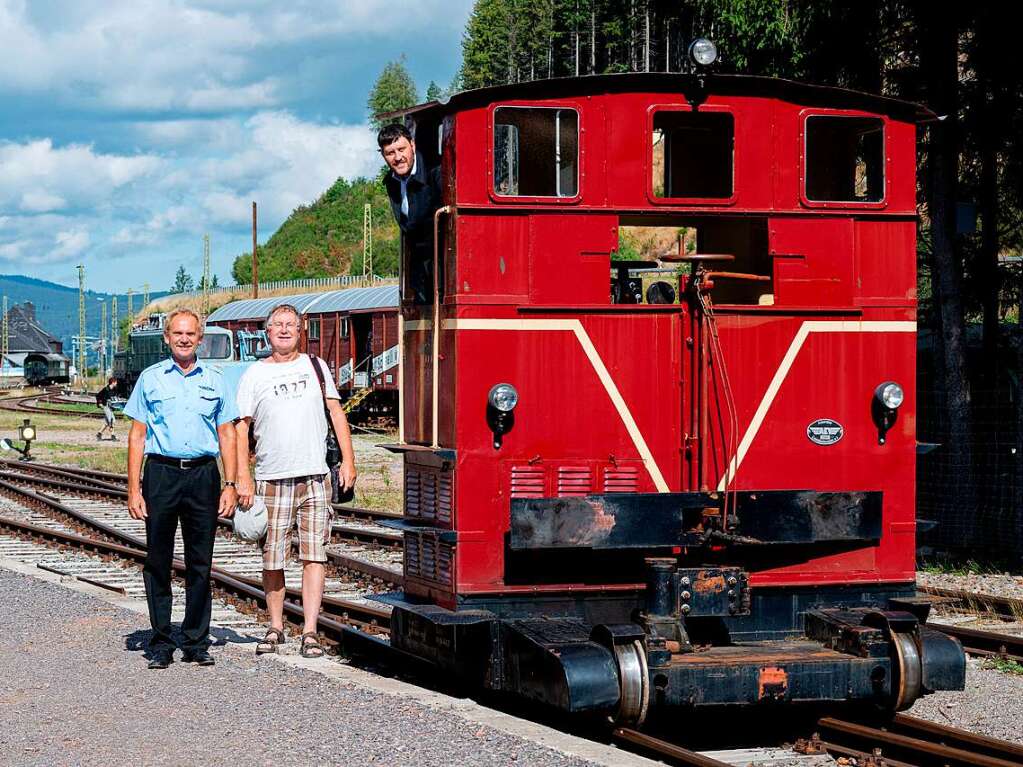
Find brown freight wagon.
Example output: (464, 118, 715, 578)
(205, 284, 399, 420)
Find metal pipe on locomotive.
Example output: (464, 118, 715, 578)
(374, 66, 966, 724)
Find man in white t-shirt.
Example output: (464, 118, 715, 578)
(235, 303, 356, 658)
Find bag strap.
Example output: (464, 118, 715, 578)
(308, 355, 339, 443)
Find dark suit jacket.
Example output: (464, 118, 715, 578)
(382, 152, 442, 238)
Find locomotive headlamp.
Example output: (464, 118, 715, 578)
(487, 383, 518, 449)
(876, 382, 904, 410)
(688, 38, 718, 67)
(872, 381, 904, 445)
(488, 383, 519, 413)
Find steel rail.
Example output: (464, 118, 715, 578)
(0, 480, 391, 632)
(6, 459, 402, 524)
(0, 466, 402, 552)
(816, 716, 1023, 767)
(890, 714, 1023, 763)
(920, 585, 1023, 621)
(612, 729, 733, 767)
(927, 622, 1023, 663)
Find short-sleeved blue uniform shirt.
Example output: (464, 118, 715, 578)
(123, 358, 239, 459)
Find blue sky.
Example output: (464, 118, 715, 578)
(0, 0, 472, 292)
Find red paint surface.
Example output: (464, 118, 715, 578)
(399, 79, 920, 605)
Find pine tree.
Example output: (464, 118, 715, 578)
(172, 266, 194, 293)
(460, 0, 514, 89)
(367, 56, 420, 130)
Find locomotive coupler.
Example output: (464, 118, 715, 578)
(636, 559, 751, 661)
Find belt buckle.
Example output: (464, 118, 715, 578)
(179, 457, 194, 469)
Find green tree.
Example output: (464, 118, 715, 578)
(172, 266, 194, 293)
(367, 56, 420, 130)
(232, 177, 400, 283)
(426, 80, 443, 101)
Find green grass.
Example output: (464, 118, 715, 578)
(918, 558, 1002, 576)
(982, 658, 1023, 676)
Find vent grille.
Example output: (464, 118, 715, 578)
(557, 466, 593, 497)
(603, 466, 639, 493)
(403, 532, 454, 587)
(405, 464, 453, 526)
(510, 466, 545, 499)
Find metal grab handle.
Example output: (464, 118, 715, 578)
(703, 271, 771, 282)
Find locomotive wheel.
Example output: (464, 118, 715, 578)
(612, 640, 650, 727)
(891, 630, 922, 711)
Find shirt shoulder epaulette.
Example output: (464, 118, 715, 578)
(137, 360, 169, 382)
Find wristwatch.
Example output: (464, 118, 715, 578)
(223, 481, 237, 488)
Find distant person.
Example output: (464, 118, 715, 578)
(96, 377, 119, 441)
(235, 303, 356, 659)
(124, 309, 239, 669)
(378, 123, 442, 303)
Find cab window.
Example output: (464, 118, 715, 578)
(652, 111, 734, 199)
(805, 115, 884, 202)
(494, 107, 578, 198)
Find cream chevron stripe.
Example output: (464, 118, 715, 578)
(716, 320, 916, 491)
(444, 318, 670, 493)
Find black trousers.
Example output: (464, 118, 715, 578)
(141, 459, 220, 652)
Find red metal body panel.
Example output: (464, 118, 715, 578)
(395, 76, 919, 607)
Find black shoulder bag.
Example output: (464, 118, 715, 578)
(309, 355, 353, 503)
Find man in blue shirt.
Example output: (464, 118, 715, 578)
(124, 309, 239, 669)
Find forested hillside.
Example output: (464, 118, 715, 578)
(231, 176, 399, 283)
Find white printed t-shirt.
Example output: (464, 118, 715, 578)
(236, 354, 341, 481)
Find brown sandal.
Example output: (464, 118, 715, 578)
(300, 632, 324, 658)
(256, 627, 285, 655)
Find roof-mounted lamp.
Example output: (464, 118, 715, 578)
(688, 38, 718, 68)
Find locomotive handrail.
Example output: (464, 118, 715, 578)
(703, 271, 771, 282)
(659, 252, 735, 263)
(432, 205, 454, 449)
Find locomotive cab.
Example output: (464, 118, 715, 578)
(380, 73, 965, 724)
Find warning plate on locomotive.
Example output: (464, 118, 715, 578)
(807, 419, 843, 445)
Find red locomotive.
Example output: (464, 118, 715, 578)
(378, 70, 965, 722)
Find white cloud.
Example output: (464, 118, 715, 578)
(53, 228, 89, 258)
(0, 0, 468, 113)
(192, 111, 380, 223)
(0, 138, 161, 211)
(20, 190, 66, 213)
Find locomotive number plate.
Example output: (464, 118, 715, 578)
(807, 419, 843, 445)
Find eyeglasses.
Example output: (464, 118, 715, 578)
(268, 321, 299, 330)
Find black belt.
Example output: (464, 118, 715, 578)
(146, 454, 216, 470)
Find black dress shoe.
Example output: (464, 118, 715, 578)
(182, 649, 215, 666)
(147, 650, 174, 669)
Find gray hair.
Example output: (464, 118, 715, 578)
(165, 308, 204, 333)
(265, 303, 300, 327)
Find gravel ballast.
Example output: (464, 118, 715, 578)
(0, 567, 613, 767)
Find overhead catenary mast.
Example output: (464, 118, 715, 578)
(77, 265, 86, 383)
(1, 295, 8, 376)
(99, 301, 107, 376)
(363, 203, 373, 279)
(111, 297, 118, 355)
(202, 233, 211, 317)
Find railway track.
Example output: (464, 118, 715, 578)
(0, 391, 110, 419)
(0, 476, 393, 636)
(2, 465, 1022, 765)
(800, 714, 1023, 767)
(0, 458, 405, 575)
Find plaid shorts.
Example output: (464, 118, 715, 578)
(257, 474, 332, 570)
